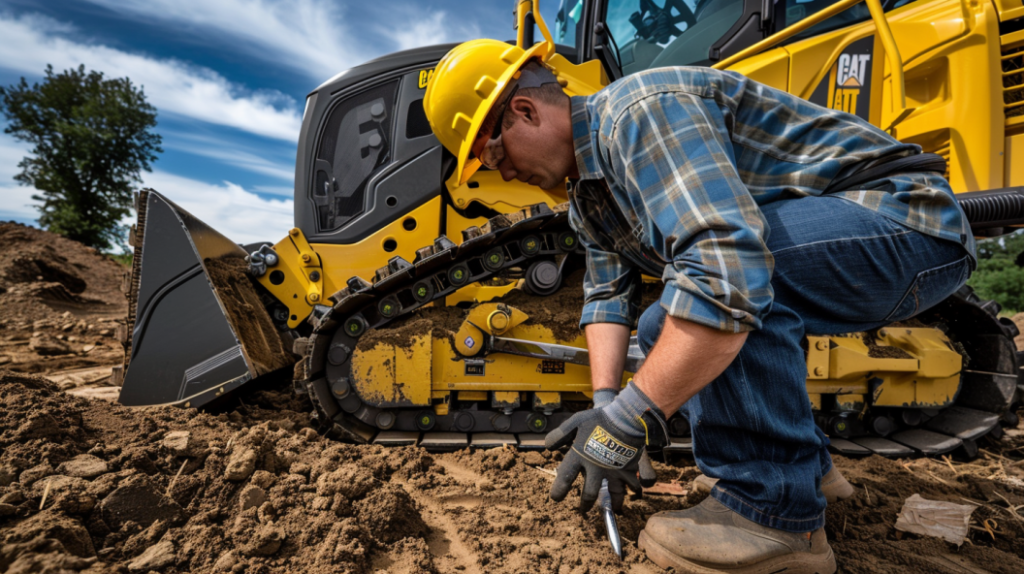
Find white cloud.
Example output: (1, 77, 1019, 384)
(0, 13, 302, 141)
(0, 133, 291, 244)
(164, 141, 295, 183)
(140, 171, 293, 246)
(80, 0, 482, 78)
(383, 10, 483, 53)
(0, 136, 40, 222)
(79, 0, 369, 80)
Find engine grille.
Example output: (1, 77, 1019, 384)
(1003, 34, 1024, 119)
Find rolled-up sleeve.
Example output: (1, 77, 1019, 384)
(568, 204, 642, 328)
(579, 241, 641, 328)
(605, 93, 774, 332)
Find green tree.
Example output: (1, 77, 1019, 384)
(0, 65, 162, 250)
(968, 230, 1024, 312)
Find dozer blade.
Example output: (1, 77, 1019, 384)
(118, 190, 292, 408)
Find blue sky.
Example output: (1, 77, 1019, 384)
(0, 0, 569, 246)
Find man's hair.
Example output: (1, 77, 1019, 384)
(501, 79, 568, 130)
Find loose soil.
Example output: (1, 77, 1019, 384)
(2, 370, 1023, 574)
(204, 255, 293, 375)
(3, 225, 1024, 573)
(0, 222, 127, 386)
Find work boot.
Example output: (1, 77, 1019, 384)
(692, 466, 855, 503)
(639, 497, 836, 574)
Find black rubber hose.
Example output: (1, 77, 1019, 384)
(957, 188, 1024, 230)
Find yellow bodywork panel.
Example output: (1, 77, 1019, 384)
(774, 0, 1004, 192)
(351, 334, 432, 408)
(314, 197, 443, 292)
(255, 198, 442, 329)
(253, 227, 325, 329)
(805, 329, 962, 409)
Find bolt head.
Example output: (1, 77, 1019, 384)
(309, 293, 320, 302)
(301, 254, 311, 262)
(815, 340, 827, 351)
(813, 366, 824, 377)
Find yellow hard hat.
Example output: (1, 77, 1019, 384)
(423, 38, 554, 185)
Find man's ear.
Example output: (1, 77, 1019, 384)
(508, 96, 540, 125)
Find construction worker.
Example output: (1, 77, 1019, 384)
(424, 40, 976, 574)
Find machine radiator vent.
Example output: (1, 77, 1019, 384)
(1003, 37, 1024, 120)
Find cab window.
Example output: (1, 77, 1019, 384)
(602, 0, 745, 74)
(781, 0, 913, 43)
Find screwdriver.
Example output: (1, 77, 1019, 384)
(598, 478, 623, 559)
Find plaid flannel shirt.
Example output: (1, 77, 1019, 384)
(570, 67, 975, 333)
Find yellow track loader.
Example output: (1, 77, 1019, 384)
(117, 0, 1024, 458)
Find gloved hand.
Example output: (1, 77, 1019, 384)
(547, 382, 668, 513)
(593, 387, 658, 489)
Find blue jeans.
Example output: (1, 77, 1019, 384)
(636, 196, 972, 532)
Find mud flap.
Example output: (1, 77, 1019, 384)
(118, 190, 292, 407)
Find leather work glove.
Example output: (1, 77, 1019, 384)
(592, 388, 658, 489)
(547, 382, 668, 513)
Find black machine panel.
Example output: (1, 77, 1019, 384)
(296, 46, 454, 245)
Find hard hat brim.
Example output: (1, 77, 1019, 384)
(454, 42, 552, 186)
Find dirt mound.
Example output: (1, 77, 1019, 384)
(0, 222, 127, 384)
(2, 370, 1023, 573)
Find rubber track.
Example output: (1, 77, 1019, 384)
(300, 203, 585, 447)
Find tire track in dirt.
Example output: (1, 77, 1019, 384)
(399, 458, 486, 572)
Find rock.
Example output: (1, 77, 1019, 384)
(1, 491, 25, 505)
(16, 414, 62, 441)
(19, 462, 55, 486)
(0, 503, 15, 516)
(0, 464, 16, 486)
(99, 476, 183, 530)
(224, 449, 257, 481)
(29, 334, 71, 356)
(99, 329, 113, 337)
(58, 454, 109, 479)
(522, 451, 547, 467)
(289, 462, 311, 477)
(300, 427, 319, 441)
(9, 511, 96, 557)
(32, 475, 96, 514)
(250, 470, 275, 490)
(238, 485, 267, 511)
(213, 550, 238, 571)
(127, 540, 175, 571)
(160, 431, 193, 455)
(525, 543, 549, 558)
(246, 525, 284, 556)
(0, 355, 10, 366)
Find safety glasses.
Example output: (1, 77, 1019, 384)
(471, 80, 521, 170)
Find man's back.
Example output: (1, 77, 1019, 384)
(578, 66, 973, 253)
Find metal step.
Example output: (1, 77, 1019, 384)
(516, 433, 547, 450)
(828, 438, 871, 456)
(420, 432, 469, 450)
(665, 437, 692, 453)
(924, 406, 1000, 441)
(372, 431, 420, 446)
(470, 433, 517, 448)
(892, 429, 962, 456)
(850, 436, 915, 457)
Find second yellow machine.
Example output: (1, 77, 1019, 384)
(117, 0, 1024, 458)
